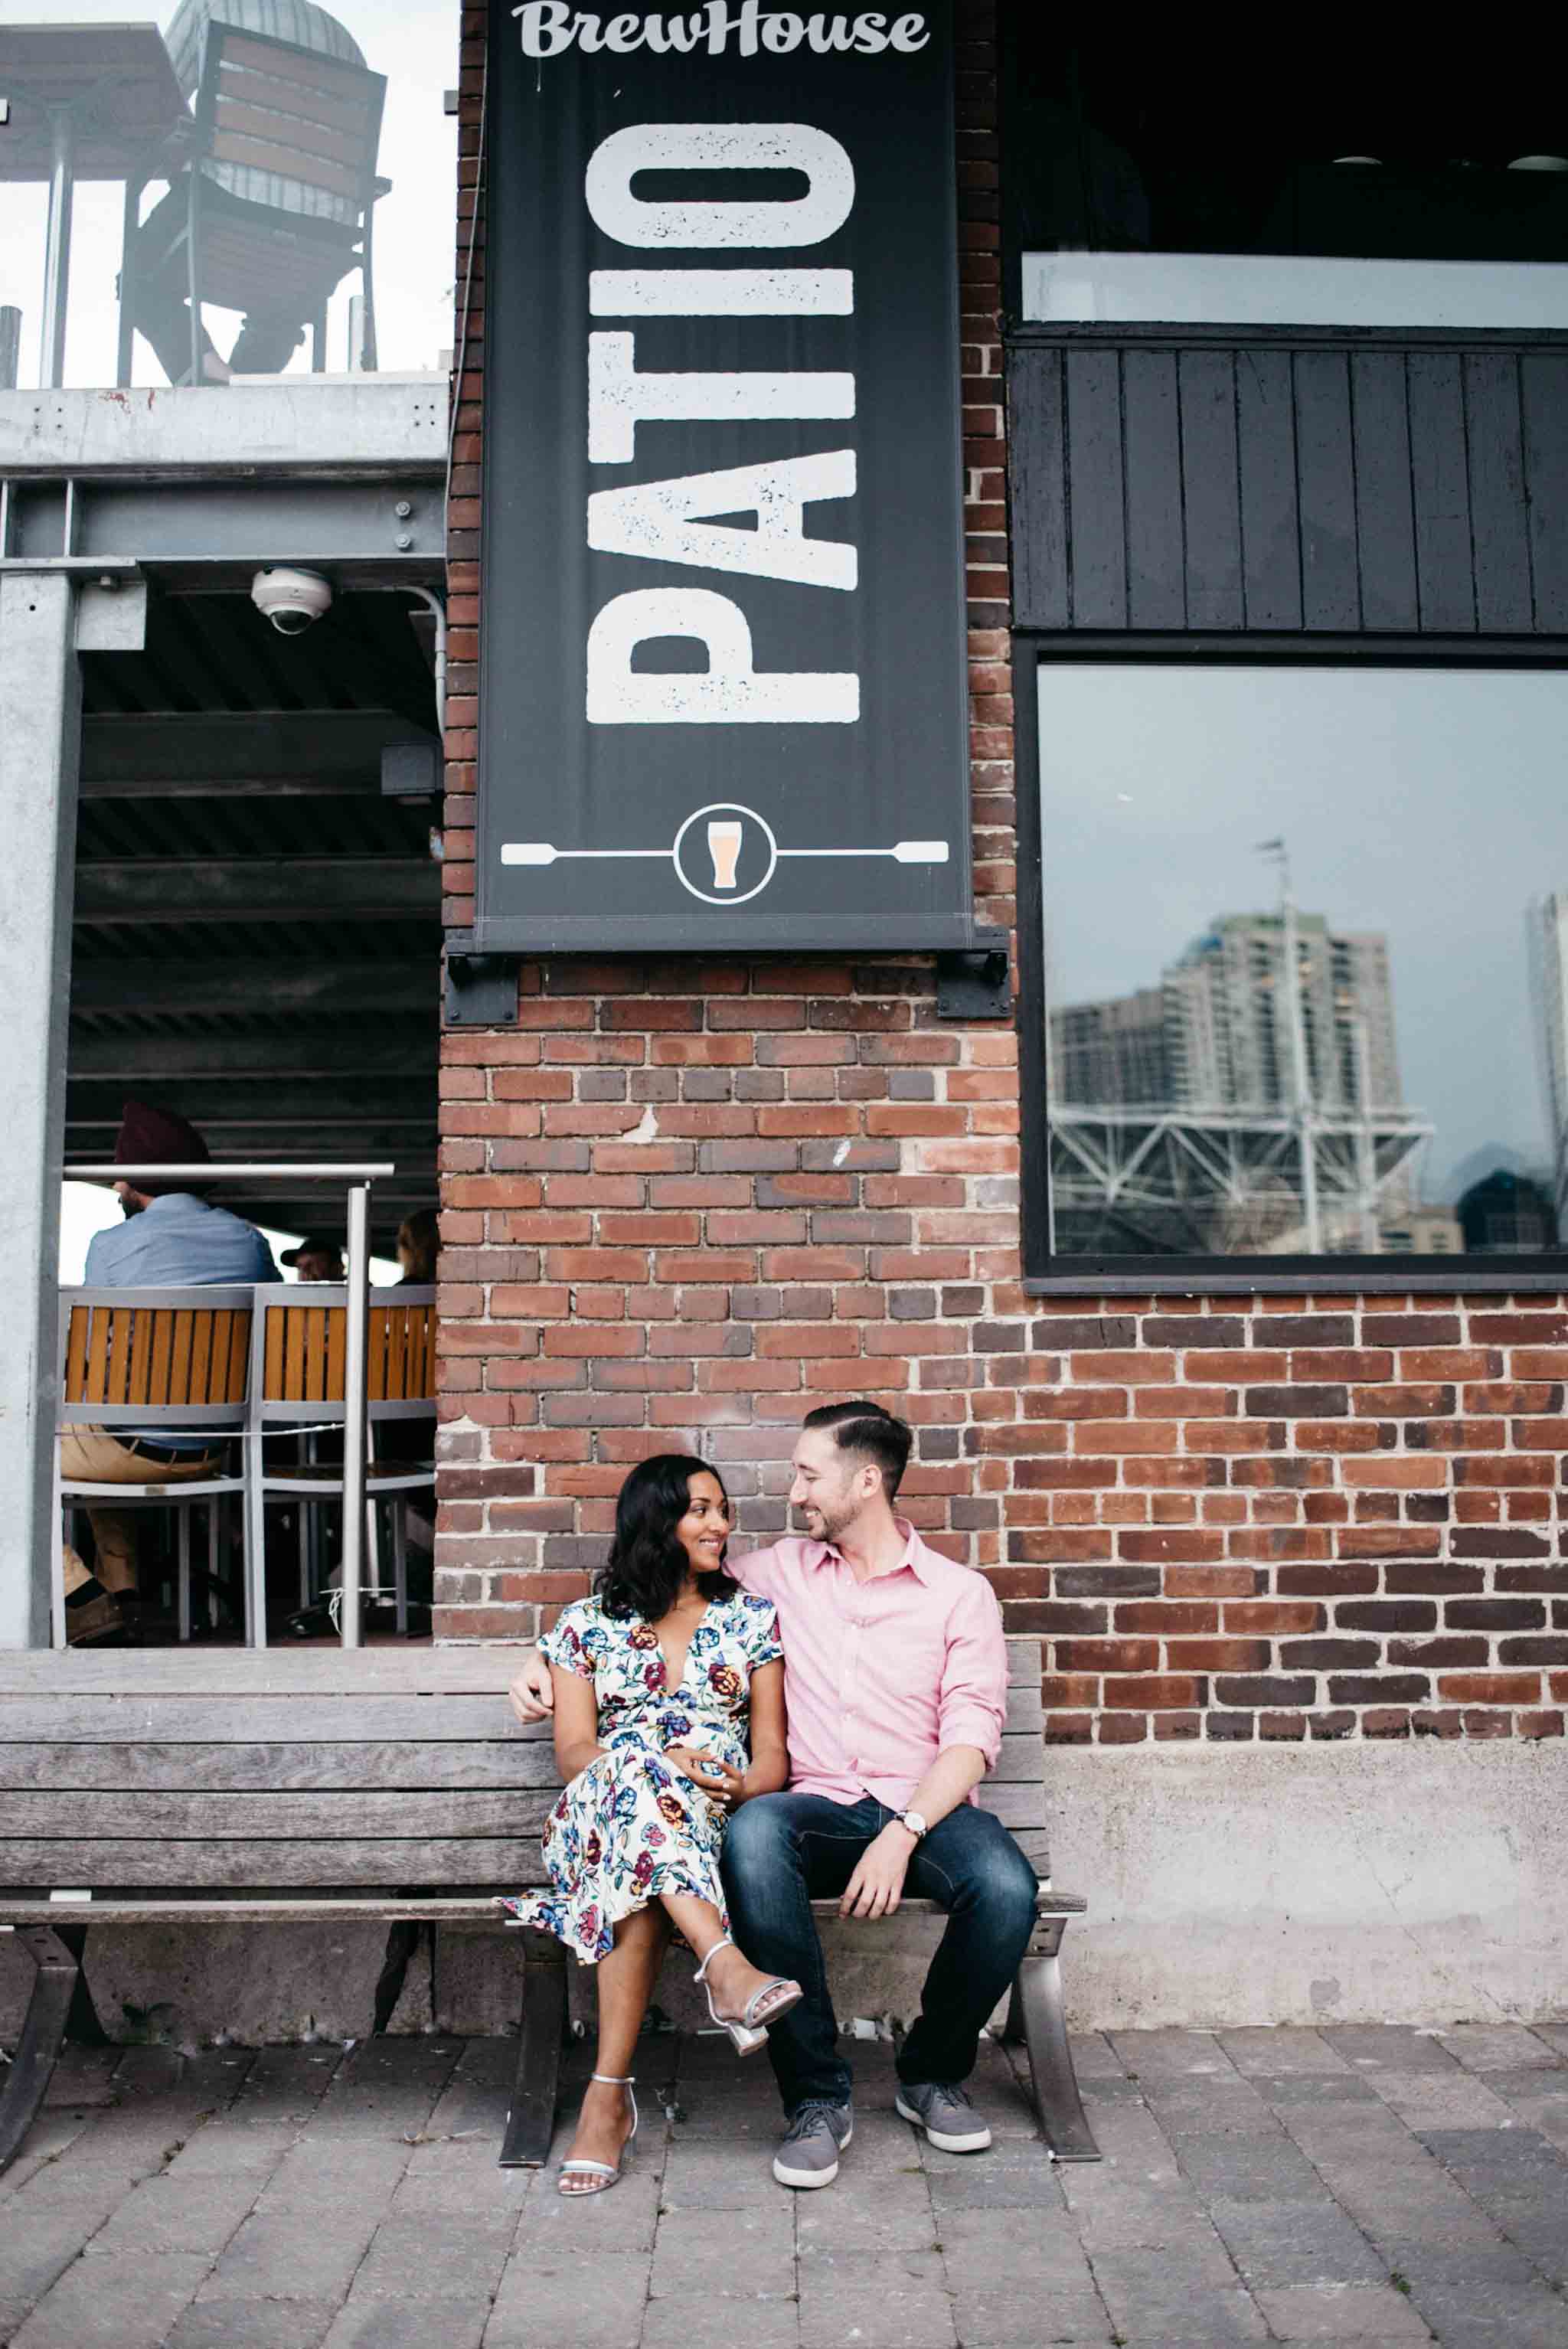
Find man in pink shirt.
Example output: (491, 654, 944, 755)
(510, 1400, 1037, 2191)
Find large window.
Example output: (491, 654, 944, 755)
(1024, 662, 1568, 1288)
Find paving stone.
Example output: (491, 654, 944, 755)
(0, 2110, 98, 2199)
(485, 2247, 651, 2348)
(658, 2146, 787, 2209)
(1221, 2030, 1352, 2077)
(650, 2204, 795, 2298)
(1322, 2030, 1462, 2076)
(642, 2295, 802, 2349)
(1399, 2275, 1568, 2348)
(255, 2137, 412, 2210)
(0, 2205, 104, 2313)
(1251, 2285, 1432, 2338)
(1531, 2024, 1568, 2060)
(349, 2208, 518, 2300)
(1251, 2075, 1384, 2108)
(10, 2251, 211, 2349)
(796, 2248, 955, 2349)
(87, 2170, 260, 2256)
(795, 2195, 939, 2256)
(1204, 2197, 1390, 2291)
(324, 2295, 494, 2348)
(1109, 2030, 1239, 2083)
(944, 2284, 1112, 2345)
(165, 2299, 340, 2349)
(1088, 2246, 1269, 2344)
(197, 2210, 379, 2302)
(41, 2047, 123, 2108)
(1364, 2073, 1520, 2130)
(162, 2120, 299, 2177)
(1068, 2032, 1131, 2081)
(1173, 2130, 1330, 2204)
(1439, 2027, 1562, 2075)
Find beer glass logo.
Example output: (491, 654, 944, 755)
(707, 818, 743, 890)
(672, 802, 778, 904)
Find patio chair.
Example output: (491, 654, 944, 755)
(119, 23, 388, 387)
(54, 1286, 256, 1645)
(245, 1284, 436, 1642)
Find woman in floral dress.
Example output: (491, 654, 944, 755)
(502, 1453, 799, 2194)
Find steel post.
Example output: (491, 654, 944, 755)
(339, 1181, 371, 1648)
(40, 106, 77, 390)
(0, 573, 80, 1647)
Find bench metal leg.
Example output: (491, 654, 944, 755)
(0, 1928, 80, 2177)
(501, 1943, 567, 2168)
(1004, 1917, 1100, 2162)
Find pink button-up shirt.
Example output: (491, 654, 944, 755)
(730, 1522, 1008, 1809)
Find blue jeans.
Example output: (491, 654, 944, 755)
(720, 1792, 1039, 2114)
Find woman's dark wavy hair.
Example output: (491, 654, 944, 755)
(596, 1453, 737, 1622)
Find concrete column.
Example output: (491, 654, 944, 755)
(0, 573, 81, 1647)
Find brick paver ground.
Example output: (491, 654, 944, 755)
(2, 2023, 1566, 2347)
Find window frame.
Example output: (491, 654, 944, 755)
(1015, 638, 1568, 1294)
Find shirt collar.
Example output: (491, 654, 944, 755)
(806, 1518, 934, 1583)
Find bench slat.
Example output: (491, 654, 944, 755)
(1, 1792, 558, 1839)
(0, 1890, 1086, 1927)
(0, 1727, 1048, 1793)
(0, 1822, 1050, 1888)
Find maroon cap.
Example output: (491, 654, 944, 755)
(114, 1099, 209, 1194)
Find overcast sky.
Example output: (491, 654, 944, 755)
(3, 1, 459, 384)
(1039, 663, 1567, 1204)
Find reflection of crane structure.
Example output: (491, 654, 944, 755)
(1048, 848, 1433, 1256)
(1530, 890, 1568, 1235)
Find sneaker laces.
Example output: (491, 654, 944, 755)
(783, 2100, 846, 2143)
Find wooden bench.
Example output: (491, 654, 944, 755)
(0, 1640, 1097, 2175)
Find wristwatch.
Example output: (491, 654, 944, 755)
(897, 1809, 929, 1841)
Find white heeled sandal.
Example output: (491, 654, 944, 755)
(558, 2073, 638, 2196)
(693, 1935, 804, 2057)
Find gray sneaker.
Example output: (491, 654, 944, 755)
(894, 2081, 992, 2153)
(773, 2100, 853, 2189)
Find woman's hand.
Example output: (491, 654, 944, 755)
(665, 1747, 746, 1810)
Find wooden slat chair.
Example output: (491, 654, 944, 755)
(0, 1641, 1097, 2178)
(54, 1288, 256, 1646)
(122, 24, 389, 386)
(246, 1286, 436, 1644)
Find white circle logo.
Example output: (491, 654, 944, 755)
(671, 802, 779, 906)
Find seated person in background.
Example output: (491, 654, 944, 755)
(129, 0, 371, 386)
(395, 1207, 439, 1284)
(280, 1233, 345, 1282)
(501, 1455, 801, 2198)
(64, 1099, 278, 1644)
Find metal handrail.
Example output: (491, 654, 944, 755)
(64, 1161, 399, 1650)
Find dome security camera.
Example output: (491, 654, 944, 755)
(251, 567, 333, 636)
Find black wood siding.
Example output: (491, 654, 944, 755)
(1008, 330, 1568, 636)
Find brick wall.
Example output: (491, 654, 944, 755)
(439, 2, 1568, 1746)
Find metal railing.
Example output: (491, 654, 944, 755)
(64, 1161, 394, 1650)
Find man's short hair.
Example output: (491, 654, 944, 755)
(802, 1400, 913, 1499)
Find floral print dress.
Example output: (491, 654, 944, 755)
(502, 1589, 783, 1963)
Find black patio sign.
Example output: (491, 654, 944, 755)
(475, 0, 972, 951)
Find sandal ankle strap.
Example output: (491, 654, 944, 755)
(693, 1934, 734, 1982)
(590, 2072, 635, 2085)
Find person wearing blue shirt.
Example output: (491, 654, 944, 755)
(64, 1100, 278, 1643)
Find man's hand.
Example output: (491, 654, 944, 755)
(507, 1651, 555, 1727)
(839, 1822, 916, 1919)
